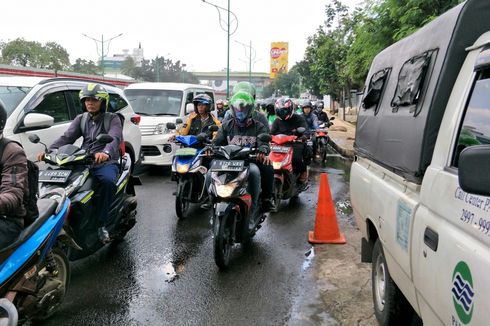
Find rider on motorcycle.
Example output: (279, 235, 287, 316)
(270, 98, 310, 190)
(0, 101, 28, 250)
(314, 100, 329, 122)
(37, 83, 123, 243)
(301, 100, 319, 155)
(178, 94, 221, 138)
(211, 90, 275, 213)
(215, 99, 227, 121)
(223, 82, 270, 132)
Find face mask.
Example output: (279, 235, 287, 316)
(235, 110, 248, 122)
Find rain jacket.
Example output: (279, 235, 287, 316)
(178, 112, 221, 138)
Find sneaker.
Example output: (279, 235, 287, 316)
(98, 227, 110, 244)
(261, 198, 276, 213)
(200, 199, 212, 210)
(297, 182, 309, 192)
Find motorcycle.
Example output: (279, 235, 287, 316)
(0, 188, 75, 324)
(269, 127, 309, 212)
(207, 132, 272, 268)
(167, 122, 210, 219)
(29, 134, 138, 261)
(316, 117, 335, 163)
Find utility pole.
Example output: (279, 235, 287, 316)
(82, 33, 123, 77)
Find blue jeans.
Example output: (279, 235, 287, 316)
(91, 164, 118, 226)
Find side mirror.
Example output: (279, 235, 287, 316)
(208, 125, 219, 133)
(96, 134, 114, 144)
(330, 116, 335, 121)
(166, 122, 176, 130)
(186, 103, 194, 115)
(23, 113, 54, 130)
(296, 127, 306, 135)
(197, 132, 208, 143)
(28, 134, 40, 144)
(176, 118, 183, 124)
(258, 133, 272, 143)
(458, 145, 490, 196)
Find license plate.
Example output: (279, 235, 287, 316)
(39, 170, 71, 183)
(175, 148, 197, 156)
(210, 160, 245, 172)
(271, 145, 290, 153)
(306, 141, 313, 146)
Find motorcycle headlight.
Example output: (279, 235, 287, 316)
(176, 163, 190, 173)
(216, 183, 238, 198)
(154, 123, 168, 135)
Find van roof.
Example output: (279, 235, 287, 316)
(125, 82, 213, 91)
(0, 76, 120, 92)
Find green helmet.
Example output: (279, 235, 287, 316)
(79, 83, 110, 112)
(233, 81, 256, 99)
(230, 91, 255, 126)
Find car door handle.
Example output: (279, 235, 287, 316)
(424, 227, 439, 252)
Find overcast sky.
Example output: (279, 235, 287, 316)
(1, 0, 363, 73)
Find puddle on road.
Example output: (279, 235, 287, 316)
(161, 262, 179, 283)
(302, 247, 315, 271)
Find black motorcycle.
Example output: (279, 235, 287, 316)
(30, 134, 138, 261)
(207, 133, 272, 268)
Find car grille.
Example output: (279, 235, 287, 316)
(142, 145, 161, 156)
(140, 125, 156, 136)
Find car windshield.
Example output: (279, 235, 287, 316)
(124, 89, 183, 116)
(0, 86, 32, 116)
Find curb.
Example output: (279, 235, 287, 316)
(328, 138, 355, 159)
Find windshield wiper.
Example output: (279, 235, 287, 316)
(153, 113, 177, 116)
(134, 112, 151, 116)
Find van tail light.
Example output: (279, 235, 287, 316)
(130, 114, 141, 125)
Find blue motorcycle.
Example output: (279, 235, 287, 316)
(0, 188, 77, 324)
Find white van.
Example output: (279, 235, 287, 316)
(124, 83, 215, 166)
(350, 1, 490, 325)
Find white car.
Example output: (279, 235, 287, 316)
(0, 76, 142, 170)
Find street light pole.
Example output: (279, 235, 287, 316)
(202, 0, 238, 99)
(82, 33, 123, 77)
(235, 40, 256, 83)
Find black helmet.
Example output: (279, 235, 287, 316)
(264, 98, 275, 116)
(192, 94, 213, 113)
(275, 97, 294, 120)
(0, 100, 7, 133)
(79, 83, 110, 112)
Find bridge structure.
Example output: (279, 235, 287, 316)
(192, 71, 270, 99)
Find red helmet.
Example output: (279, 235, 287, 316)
(275, 98, 294, 120)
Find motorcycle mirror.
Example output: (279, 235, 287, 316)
(176, 118, 183, 124)
(96, 134, 114, 144)
(330, 116, 335, 121)
(208, 125, 219, 132)
(197, 132, 208, 143)
(28, 134, 40, 144)
(166, 122, 176, 130)
(296, 127, 306, 135)
(258, 133, 272, 143)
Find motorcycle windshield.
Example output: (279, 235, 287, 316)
(176, 135, 198, 147)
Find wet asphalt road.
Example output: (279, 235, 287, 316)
(40, 152, 352, 326)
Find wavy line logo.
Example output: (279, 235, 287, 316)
(452, 261, 474, 324)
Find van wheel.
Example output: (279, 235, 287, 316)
(372, 239, 413, 325)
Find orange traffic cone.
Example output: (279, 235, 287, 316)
(308, 173, 346, 244)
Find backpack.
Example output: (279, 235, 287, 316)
(0, 138, 39, 226)
(79, 112, 126, 155)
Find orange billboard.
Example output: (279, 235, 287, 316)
(270, 42, 288, 79)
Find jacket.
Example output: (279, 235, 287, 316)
(271, 113, 308, 135)
(49, 112, 123, 165)
(0, 137, 27, 222)
(213, 118, 270, 154)
(178, 112, 221, 137)
(223, 110, 270, 133)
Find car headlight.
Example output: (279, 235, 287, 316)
(216, 183, 238, 198)
(154, 123, 168, 135)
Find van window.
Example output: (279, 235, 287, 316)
(0, 86, 31, 116)
(29, 91, 70, 124)
(453, 69, 490, 166)
(124, 89, 183, 116)
(362, 68, 390, 114)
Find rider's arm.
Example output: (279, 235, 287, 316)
(211, 114, 222, 139)
(49, 115, 83, 151)
(177, 114, 195, 136)
(0, 143, 27, 216)
(312, 114, 319, 130)
(256, 122, 271, 155)
(103, 115, 123, 159)
(270, 119, 279, 135)
(212, 120, 228, 146)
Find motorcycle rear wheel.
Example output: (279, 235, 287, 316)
(32, 247, 70, 321)
(214, 212, 234, 268)
(272, 179, 282, 213)
(319, 141, 327, 163)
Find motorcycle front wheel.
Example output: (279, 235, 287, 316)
(175, 179, 191, 219)
(272, 179, 282, 213)
(214, 211, 234, 268)
(319, 140, 327, 163)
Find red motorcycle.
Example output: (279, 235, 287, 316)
(269, 133, 307, 212)
(316, 117, 335, 163)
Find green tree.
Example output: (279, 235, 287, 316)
(124, 55, 199, 83)
(264, 65, 302, 98)
(71, 58, 100, 75)
(1, 38, 70, 70)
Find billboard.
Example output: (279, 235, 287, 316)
(270, 42, 288, 79)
